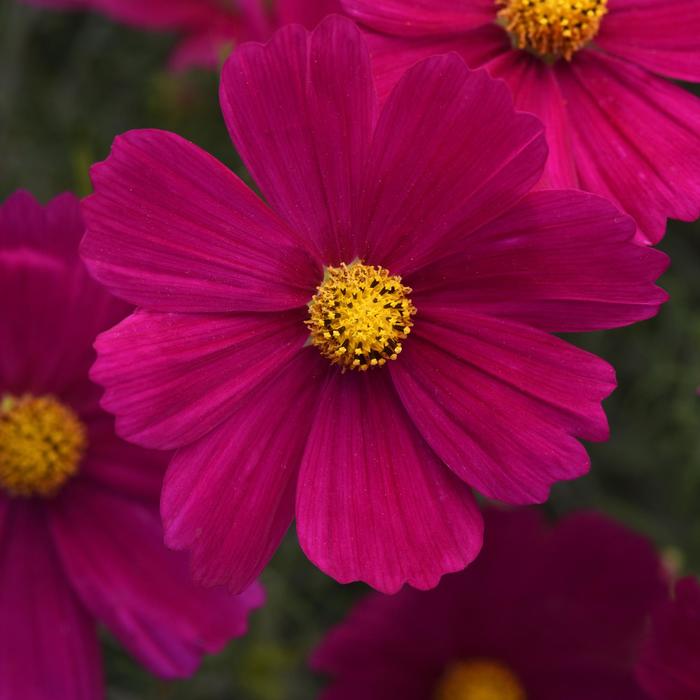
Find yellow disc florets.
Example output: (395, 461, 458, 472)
(497, 0, 608, 61)
(306, 261, 416, 372)
(434, 659, 527, 700)
(0, 394, 86, 498)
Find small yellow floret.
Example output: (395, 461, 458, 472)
(497, 0, 608, 61)
(434, 659, 527, 700)
(306, 261, 416, 372)
(0, 394, 86, 498)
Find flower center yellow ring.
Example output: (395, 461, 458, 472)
(306, 261, 416, 372)
(497, 0, 608, 61)
(0, 394, 86, 497)
(434, 659, 527, 700)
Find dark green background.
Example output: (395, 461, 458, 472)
(1, 1, 699, 697)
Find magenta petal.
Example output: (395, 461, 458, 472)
(0, 190, 83, 259)
(275, 0, 341, 27)
(237, 0, 274, 37)
(520, 513, 670, 692)
(515, 512, 667, 698)
(342, 0, 495, 36)
(297, 370, 483, 594)
(0, 192, 128, 397)
(49, 484, 263, 679)
(162, 349, 326, 593)
(409, 190, 668, 333)
(485, 51, 579, 189)
(0, 494, 7, 537)
(82, 128, 318, 312)
(220, 16, 376, 263)
(21, 256, 125, 398)
(0, 252, 69, 394)
(361, 54, 546, 275)
(598, 0, 700, 81)
(313, 570, 452, 699)
(636, 577, 700, 700)
(0, 503, 102, 700)
(92, 308, 308, 449)
(391, 307, 615, 504)
(556, 52, 700, 245)
(81, 416, 168, 502)
(365, 27, 510, 106)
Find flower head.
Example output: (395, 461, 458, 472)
(0, 191, 263, 700)
(342, 0, 700, 244)
(636, 576, 700, 700)
(313, 509, 670, 699)
(82, 16, 667, 593)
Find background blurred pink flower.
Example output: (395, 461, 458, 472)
(314, 509, 670, 700)
(342, 0, 700, 245)
(81, 16, 667, 595)
(0, 191, 263, 700)
(24, 0, 340, 69)
(636, 576, 700, 700)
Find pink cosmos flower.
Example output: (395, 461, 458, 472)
(25, 0, 340, 69)
(0, 191, 263, 700)
(342, 0, 700, 245)
(636, 577, 700, 700)
(313, 509, 670, 700)
(81, 15, 667, 594)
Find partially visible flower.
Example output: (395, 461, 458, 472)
(314, 509, 669, 700)
(0, 191, 263, 700)
(81, 16, 667, 595)
(342, 0, 700, 245)
(24, 0, 341, 69)
(636, 577, 700, 700)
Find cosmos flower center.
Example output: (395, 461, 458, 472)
(434, 659, 527, 700)
(497, 0, 608, 61)
(306, 261, 416, 372)
(0, 394, 86, 498)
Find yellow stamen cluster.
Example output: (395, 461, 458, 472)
(434, 659, 527, 700)
(306, 261, 416, 372)
(497, 0, 608, 61)
(0, 394, 86, 498)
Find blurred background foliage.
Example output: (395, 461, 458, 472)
(1, 1, 699, 697)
